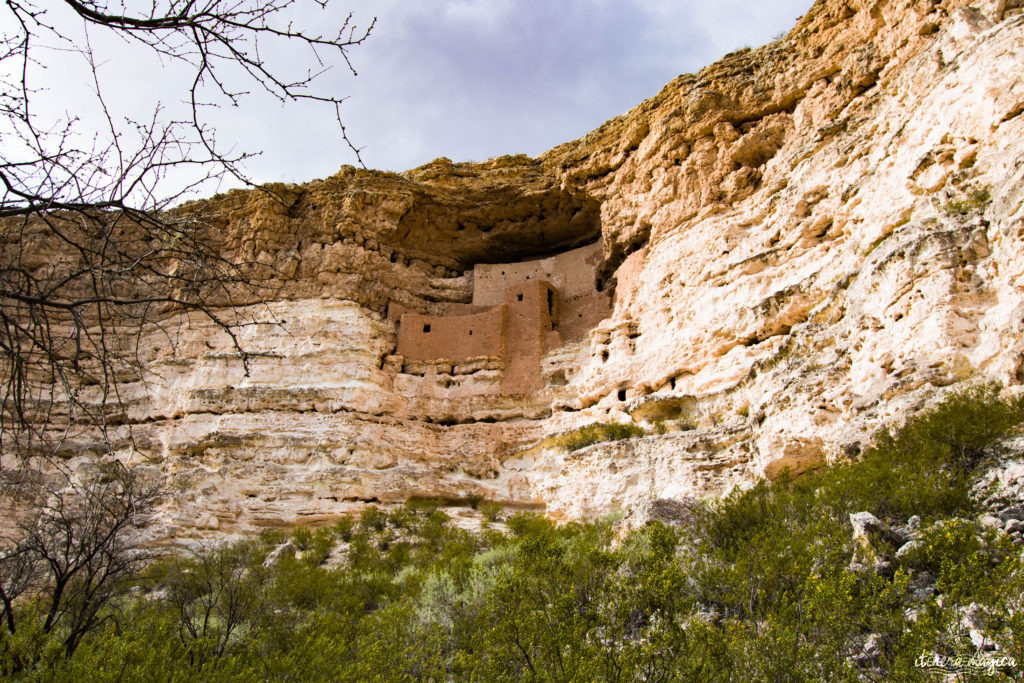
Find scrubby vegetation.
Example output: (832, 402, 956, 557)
(3, 385, 1024, 680)
(551, 421, 645, 452)
(945, 184, 993, 217)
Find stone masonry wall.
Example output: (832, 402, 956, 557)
(393, 240, 608, 393)
(395, 307, 506, 363)
(500, 279, 560, 394)
(472, 242, 604, 306)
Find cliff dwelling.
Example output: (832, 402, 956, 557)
(386, 242, 610, 394)
(8, 0, 1024, 569)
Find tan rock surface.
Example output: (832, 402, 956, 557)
(10, 0, 1024, 541)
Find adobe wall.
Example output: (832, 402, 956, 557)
(472, 242, 603, 307)
(443, 302, 493, 316)
(391, 241, 612, 392)
(500, 279, 560, 394)
(386, 301, 415, 324)
(396, 307, 506, 363)
(558, 291, 612, 343)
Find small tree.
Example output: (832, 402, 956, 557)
(0, 545, 35, 636)
(1, 462, 159, 659)
(154, 539, 270, 662)
(0, 0, 375, 669)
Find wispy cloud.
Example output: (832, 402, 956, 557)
(311, 0, 812, 175)
(26, 0, 812, 186)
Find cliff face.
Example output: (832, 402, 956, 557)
(46, 0, 1024, 539)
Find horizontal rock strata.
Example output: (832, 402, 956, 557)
(9, 0, 1024, 541)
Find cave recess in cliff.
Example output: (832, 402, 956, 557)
(394, 183, 602, 269)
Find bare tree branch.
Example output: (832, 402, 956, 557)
(2, 462, 159, 660)
(0, 0, 374, 464)
(0, 2, 373, 664)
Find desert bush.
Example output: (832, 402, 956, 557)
(479, 501, 503, 522)
(334, 515, 356, 541)
(815, 382, 1024, 523)
(358, 506, 388, 532)
(150, 540, 272, 663)
(552, 421, 645, 452)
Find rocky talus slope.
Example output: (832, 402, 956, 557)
(38, 0, 1024, 541)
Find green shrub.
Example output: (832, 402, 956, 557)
(479, 501, 503, 522)
(148, 540, 272, 663)
(388, 505, 418, 530)
(405, 497, 445, 512)
(818, 382, 1024, 522)
(291, 525, 313, 550)
(334, 515, 355, 541)
(552, 421, 645, 452)
(359, 505, 388, 532)
(302, 527, 335, 566)
(945, 184, 992, 216)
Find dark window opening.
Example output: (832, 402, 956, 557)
(468, 330, 473, 336)
(547, 289, 554, 315)
(423, 324, 431, 333)
(596, 278, 604, 292)
(601, 350, 609, 363)
(618, 389, 627, 401)
(517, 293, 524, 302)
(669, 377, 676, 390)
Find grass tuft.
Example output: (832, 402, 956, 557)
(552, 421, 645, 452)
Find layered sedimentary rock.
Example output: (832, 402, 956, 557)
(18, 0, 1024, 540)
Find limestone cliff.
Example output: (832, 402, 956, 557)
(31, 0, 1024, 540)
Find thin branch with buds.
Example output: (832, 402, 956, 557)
(0, 0, 374, 464)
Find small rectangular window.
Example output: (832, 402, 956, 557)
(423, 324, 431, 333)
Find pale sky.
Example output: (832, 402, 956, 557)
(272, 0, 814, 178)
(17, 0, 814, 193)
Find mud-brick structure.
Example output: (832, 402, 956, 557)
(472, 243, 604, 306)
(393, 306, 507, 364)
(389, 242, 611, 394)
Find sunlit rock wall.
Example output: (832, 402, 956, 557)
(23, 0, 1024, 541)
